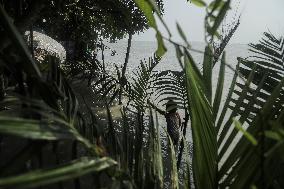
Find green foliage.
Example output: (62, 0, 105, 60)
(202, 46, 213, 102)
(1, 0, 284, 188)
(128, 56, 160, 110)
(207, 0, 231, 36)
(184, 50, 217, 189)
(232, 118, 258, 146)
(145, 109, 164, 188)
(151, 70, 187, 108)
(212, 52, 226, 119)
(176, 23, 190, 47)
(1, 0, 163, 41)
(0, 116, 76, 141)
(0, 157, 116, 189)
(0, 4, 117, 188)
(217, 32, 284, 188)
(189, 0, 207, 7)
(165, 128, 179, 189)
(137, 1, 284, 188)
(134, 0, 168, 57)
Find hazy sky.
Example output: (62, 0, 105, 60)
(133, 0, 284, 44)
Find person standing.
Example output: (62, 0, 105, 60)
(149, 99, 181, 146)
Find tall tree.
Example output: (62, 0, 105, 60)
(0, 0, 164, 59)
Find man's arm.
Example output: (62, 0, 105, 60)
(147, 100, 165, 115)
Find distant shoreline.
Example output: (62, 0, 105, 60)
(105, 40, 249, 46)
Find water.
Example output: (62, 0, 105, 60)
(99, 41, 251, 187)
(102, 41, 249, 105)
(101, 40, 249, 114)
(99, 40, 250, 136)
(102, 40, 248, 72)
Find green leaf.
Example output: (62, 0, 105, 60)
(156, 31, 167, 58)
(174, 44, 184, 68)
(250, 185, 258, 189)
(202, 45, 213, 102)
(0, 157, 117, 189)
(0, 116, 76, 140)
(219, 77, 284, 187)
(209, 0, 225, 11)
(213, 52, 226, 119)
(217, 64, 257, 150)
(216, 61, 239, 131)
(184, 50, 217, 189)
(146, 0, 172, 36)
(145, 109, 164, 188)
(176, 23, 190, 47)
(233, 118, 258, 146)
(218, 31, 284, 188)
(189, 0, 207, 7)
(0, 115, 99, 156)
(164, 128, 179, 189)
(147, 0, 162, 14)
(134, 0, 167, 57)
(153, 111, 164, 187)
(264, 131, 283, 141)
(134, 0, 157, 29)
(207, 0, 231, 36)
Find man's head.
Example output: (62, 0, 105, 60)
(166, 99, 178, 113)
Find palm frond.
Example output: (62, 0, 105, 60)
(127, 56, 159, 110)
(145, 109, 163, 189)
(220, 77, 284, 188)
(184, 49, 217, 189)
(150, 70, 187, 108)
(0, 157, 116, 189)
(165, 127, 179, 189)
(216, 32, 284, 188)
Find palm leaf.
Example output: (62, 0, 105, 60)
(202, 46, 213, 102)
(212, 52, 226, 120)
(145, 109, 163, 189)
(220, 77, 284, 188)
(184, 49, 217, 189)
(0, 157, 116, 189)
(150, 70, 187, 108)
(216, 32, 284, 188)
(0, 116, 76, 140)
(134, 0, 167, 57)
(127, 56, 159, 110)
(164, 128, 179, 189)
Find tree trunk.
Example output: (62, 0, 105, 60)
(119, 33, 132, 105)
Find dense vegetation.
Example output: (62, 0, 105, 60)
(0, 0, 283, 189)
